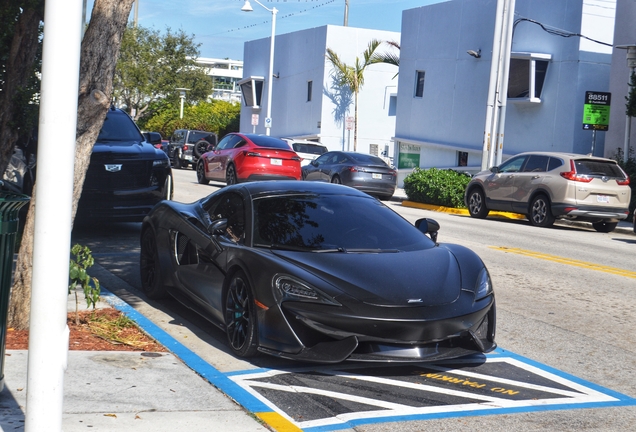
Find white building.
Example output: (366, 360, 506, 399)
(606, 0, 636, 161)
(394, 0, 615, 185)
(196, 57, 243, 103)
(240, 25, 400, 157)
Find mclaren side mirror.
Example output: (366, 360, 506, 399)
(415, 217, 440, 243)
(208, 218, 228, 235)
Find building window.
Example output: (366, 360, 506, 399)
(307, 80, 313, 102)
(457, 151, 468, 167)
(414, 71, 425, 98)
(508, 53, 551, 103)
(369, 144, 379, 156)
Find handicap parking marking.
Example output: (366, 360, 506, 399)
(103, 289, 636, 432)
(227, 348, 636, 432)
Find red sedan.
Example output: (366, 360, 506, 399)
(196, 133, 301, 185)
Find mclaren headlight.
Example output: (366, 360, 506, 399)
(474, 267, 493, 301)
(273, 275, 341, 305)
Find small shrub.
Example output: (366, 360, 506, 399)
(69, 244, 100, 325)
(403, 167, 471, 208)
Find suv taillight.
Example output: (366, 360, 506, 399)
(560, 160, 593, 183)
(183, 144, 189, 151)
(617, 177, 631, 186)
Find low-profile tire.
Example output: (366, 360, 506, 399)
(528, 194, 555, 227)
(140, 228, 167, 299)
(467, 188, 489, 219)
(377, 194, 392, 201)
(172, 153, 182, 169)
(592, 221, 617, 233)
(226, 164, 237, 185)
(331, 175, 341, 184)
(196, 160, 209, 185)
(224, 271, 259, 358)
(194, 140, 209, 158)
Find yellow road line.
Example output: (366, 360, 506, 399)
(491, 246, 636, 279)
(256, 412, 303, 432)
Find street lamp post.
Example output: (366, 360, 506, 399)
(176, 87, 189, 119)
(616, 44, 636, 163)
(242, 0, 277, 136)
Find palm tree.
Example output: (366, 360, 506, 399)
(326, 39, 383, 151)
(372, 40, 401, 73)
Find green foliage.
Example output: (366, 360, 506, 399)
(69, 244, 100, 312)
(114, 25, 213, 123)
(403, 168, 471, 208)
(140, 100, 240, 139)
(613, 147, 636, 213)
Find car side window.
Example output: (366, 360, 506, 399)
(522, 155, 549, 172)
(499, 156, 526, 173)
(205, 193, 246, 243)
(547, 157, 563, 171)
(314, 153, 331, 165)
(233, 138, 247, 148)
(216, 135, 234, 150)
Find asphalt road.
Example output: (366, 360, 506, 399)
(72, 168, 636, 431)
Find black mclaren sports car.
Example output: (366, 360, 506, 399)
(140, 181, 496, 363)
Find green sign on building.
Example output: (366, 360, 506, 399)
(582, 91, 611, 131)
(398, 143, 421, 169)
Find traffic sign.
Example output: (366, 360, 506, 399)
(582, 91, 611, 131)
(346, 116, 354, 131)
(264, 117, 272, 128)
(251, 114, 259, 126)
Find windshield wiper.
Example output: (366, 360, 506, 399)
(343, 248, 401, 253)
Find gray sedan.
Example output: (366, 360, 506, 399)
(302, 151, 397, 200)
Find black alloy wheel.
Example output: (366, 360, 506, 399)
(226, 164, 237, 185)
(467, 188, 489, 219)
(224, 271, 258, 358)
(140, 229, 167, 299)
(528, 194, 555, 227)
(331, 175, 341, 184)
(164, 175, 174, 200)
(196, 161, 209, 185)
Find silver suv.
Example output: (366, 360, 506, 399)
(465, 152, 631, 232)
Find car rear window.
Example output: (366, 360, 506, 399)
(250, 135, 292, 150)
(348, 153, 388, 166)
(293, 143, 328, 155)
(188, 131, 213, 143)
(575, 160, 625, 178)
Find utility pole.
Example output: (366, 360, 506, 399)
(344, 0, 349, 26)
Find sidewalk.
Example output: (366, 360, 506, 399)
(0, 292, 269, 432)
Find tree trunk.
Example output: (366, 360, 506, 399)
(7, 0, 134, 330)
(0, 4, 44, 177)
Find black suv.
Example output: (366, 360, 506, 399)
(76, 107, 173, 222)
(168, 129, 217, 169)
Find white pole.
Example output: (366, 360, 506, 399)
(494, 0, 516, 166)
(481, 0, 505, 171)
(265, 7, 277, 136)
(26, 0, 82, 430)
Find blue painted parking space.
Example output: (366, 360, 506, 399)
(105, 290, 636, 432)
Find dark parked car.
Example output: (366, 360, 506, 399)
(196, 133, 301, 185)
(302, 151, 397, 200)
(76, 107, 173, 222)
(168, 129, 218, 169)
(139, 181, 496, 363)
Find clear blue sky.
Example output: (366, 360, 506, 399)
(87, 0, 444, 60)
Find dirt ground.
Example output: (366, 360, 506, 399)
(5, 308, 166, 352)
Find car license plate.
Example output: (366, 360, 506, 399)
(597, 195, 610, 203)
(372, 173, 382, 179)
(184, 155, 193, 161)
(271, 158, 282, 166)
